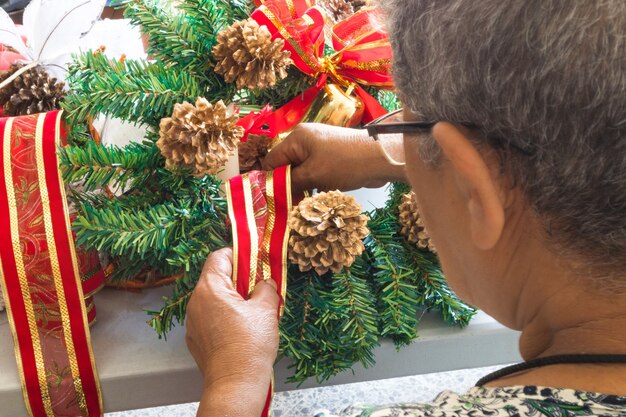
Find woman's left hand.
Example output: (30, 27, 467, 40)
(186, 248, 280, 416)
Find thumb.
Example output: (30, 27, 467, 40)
(249, 279, 280, 309)
(202, 248, 233, 277)
(202, 248, 235, 293)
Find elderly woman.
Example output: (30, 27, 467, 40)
(184, 1, 626, 416)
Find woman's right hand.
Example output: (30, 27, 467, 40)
(262, 123, 406, 195)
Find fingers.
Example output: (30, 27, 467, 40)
(289, 165, 313, 196)
(262, 133, 307, 171)
(249, 280, 280, 309)
(262, 140, 313, 195)
(262, 143, 293, 170)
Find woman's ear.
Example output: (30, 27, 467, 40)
(430, 122, 505, 250)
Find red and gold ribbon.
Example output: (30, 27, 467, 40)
(225, 165, 292, 416)
(0, 111, 104, 417)
(251, 0, 393, 133)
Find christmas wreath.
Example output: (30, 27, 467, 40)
(0, 0, 475, 384)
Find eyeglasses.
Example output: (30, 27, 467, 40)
(365, 108, 435, 166)
(365, 109, 537, 166)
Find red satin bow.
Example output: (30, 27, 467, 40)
(251, 0, 394, 133)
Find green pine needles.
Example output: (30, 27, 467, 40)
(60, 0, 475, 384)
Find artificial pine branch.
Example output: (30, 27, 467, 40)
(59, 141, 162, 192)
(378, 90, 402, 112)
(73, 201, 194, 263)
(327, 257, 379, 365)
(279, 258, 380, 384)
(241, 67, 314, 108)
(279, 269, 334, 383)
(404, 245, 476, 327)
(67, 189, 163, 212)
(125, 0, 214, 80)
(386, 182, 412, 211)
(176, 0, 254, 49)
(148, 289, 193, 338)
(63, 52, 203, 127)
(366, 211, 420, 347)
(385, 183, 476, 326)
(72, 166, 229, 269)
(166, 239, 212, 271)
(147, 267, 200, 338)
(64, 119, 92, 147)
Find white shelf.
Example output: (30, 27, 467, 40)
(0, 287, 521, 415)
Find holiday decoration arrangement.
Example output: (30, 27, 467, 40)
(0, 2, 476, 414)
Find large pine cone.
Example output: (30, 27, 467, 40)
(319, 0, 354, 21)
(0, 64, 65, 116)
(157, 98, 244, 176)
(212, 18, 292, 90)
(288, 190, 369, 275)
(398, 192, 436, 253)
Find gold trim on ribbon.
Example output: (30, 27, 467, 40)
(4, 116, 55, 417)
(242, 175, 259, 295)
(54, 111, 103, 413)
(339, 39, 391, 52)
(340, 58, 391, 73)
(279, 166, 292, 317)
(0, 257, 35, 417)
(286, 0, 296, 19)
(35, 113, 88, 413)
(0, 124, 33, 417)
(225, 181, 239, 290)
(261, 171, 275, 283)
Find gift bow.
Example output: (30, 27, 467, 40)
(251, 0, 394, 132)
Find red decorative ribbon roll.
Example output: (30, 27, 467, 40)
(0, 111, 104, 417)
(225, 165, 293, 416)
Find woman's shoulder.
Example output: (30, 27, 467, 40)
(314, 385, 626, 417)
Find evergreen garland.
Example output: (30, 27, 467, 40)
(64, 52, 204, 126)
(60, 0, 476, 384)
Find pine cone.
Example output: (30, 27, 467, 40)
(213, 18, 292, 90)
(0, 64, 65, 116)
(398, 192, 436, 253)
(288, 190, 369, 275)
(350, 0, 369, 12)
(319, 0, 354, 21)
(157, 98, 244, 176)
(239, 134, 272, 172)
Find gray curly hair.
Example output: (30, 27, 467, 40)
(386, 0, 626, 282)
